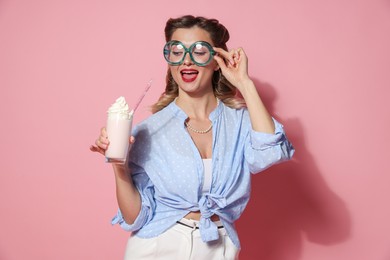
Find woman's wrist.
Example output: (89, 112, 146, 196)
(236, 78, 256, 99)
(112, 164, 129, 179)
(112, 163, 125, 172)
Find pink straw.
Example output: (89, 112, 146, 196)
(132, 79, 153, 114)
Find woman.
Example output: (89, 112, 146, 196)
(90, 15, 294, 260)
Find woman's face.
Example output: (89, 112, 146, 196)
(169, 27, 219, 96)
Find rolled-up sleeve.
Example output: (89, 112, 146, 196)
(245, 118, 295, 173)
(111, 163, 155, 232)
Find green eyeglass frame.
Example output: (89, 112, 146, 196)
(163, 40, 216, 66)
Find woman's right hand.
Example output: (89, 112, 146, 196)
(89, 127, 110, 156)
(90, 127, 135, 156)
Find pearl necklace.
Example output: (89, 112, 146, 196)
(185, 121, 213, 134)
(185, 99, 219, 134)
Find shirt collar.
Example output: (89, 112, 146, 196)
(167, 98, 223, 122)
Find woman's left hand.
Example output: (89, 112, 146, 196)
(213, 47, 252, 91)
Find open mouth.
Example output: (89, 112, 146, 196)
(181, 69, 199, 83)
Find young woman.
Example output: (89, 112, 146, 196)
(90, 15, 294, 260)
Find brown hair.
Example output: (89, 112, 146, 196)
(151, 15, 245, 113)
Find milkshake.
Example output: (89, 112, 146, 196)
(105, 96, 133, 164)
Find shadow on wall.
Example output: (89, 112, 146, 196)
(236, 79, 351, 260)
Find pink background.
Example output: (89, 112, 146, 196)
(1, 0, 389, 259)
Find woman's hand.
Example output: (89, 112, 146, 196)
(213, 47, 252, 91)
(89, 127, 134, 156)
(215, 47, 275, 133)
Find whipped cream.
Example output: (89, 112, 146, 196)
(107, 96, 133, 119)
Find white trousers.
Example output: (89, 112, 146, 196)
(124, 218, 240, 260)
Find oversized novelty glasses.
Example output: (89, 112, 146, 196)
(163, 41, 216, 66)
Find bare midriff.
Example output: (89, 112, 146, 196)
(184, 211, 220, 221)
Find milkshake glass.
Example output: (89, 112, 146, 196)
(105, 96, 133, 164)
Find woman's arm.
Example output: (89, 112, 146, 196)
(90, 128, 141, 224)
(214, 47, 275, 134)
(236, 78, 275, 134)
(112, 163, 141, 224)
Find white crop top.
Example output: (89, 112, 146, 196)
(202, 159, 212, 194)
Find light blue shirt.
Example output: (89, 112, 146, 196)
(112, 100, 294, 248)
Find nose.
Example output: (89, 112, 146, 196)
(183, 52, 193, 66)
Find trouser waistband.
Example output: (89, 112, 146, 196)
(177, 218, 224, 229)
